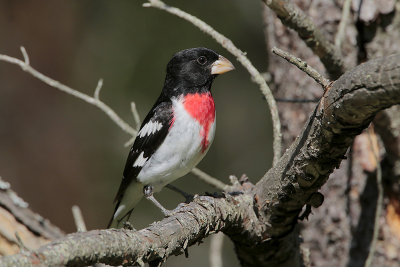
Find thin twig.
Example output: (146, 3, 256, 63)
(191, 168, 229, 191)
(144, 0, 282, 166)
(94, 79, 103, 100)
(124, 102, 142, 147)
(72, 205, 87, 232)
(124, 136, 136, 147)
(335, 0, 352, 50)
(0, 47, 225, 191)
(209, 232, 224, 267)
(272, 47, 330, 89)
(365, 126, 383, 267)
(275, 98, 319, 103)
(20, 47, 29, 65)
(262, 5, 276, 70)
(263, 0, 345, 79)
(131, 102, 141, 131)
(0, 47, 137, 137)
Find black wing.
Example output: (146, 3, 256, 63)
(113, 98, 173, 203)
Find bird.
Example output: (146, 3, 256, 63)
(108, 47, 234, 228)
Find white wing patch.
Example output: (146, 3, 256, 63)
(138, 121, 163, 137)
(133, 151, 148, 167)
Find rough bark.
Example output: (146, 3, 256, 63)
(264, 1, 400, 266)
(0, 178, 64, 256)
(241, 54, 400, 266)
(0, 193, 256, 266)
(1, 53, 399, 266)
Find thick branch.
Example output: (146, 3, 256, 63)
(258, 53, 400, 232)
(0, 179, 64, 241)
(264, 0, 345, 79)
(238, 54, 400, 265)
(0, 193, 257, 266)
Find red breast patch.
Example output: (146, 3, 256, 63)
(183, 93, 215, 152)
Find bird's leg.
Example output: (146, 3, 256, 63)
(143, 185, 172, 216)
(121, 209, 136, 230)
(166, 184, 194, 203)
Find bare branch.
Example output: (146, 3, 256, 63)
(191, 168, 229, 191)
(0, 177, 64, 244)
(72, 205, 87, 232)
(335, 0, 352, 50)
(264, 0, 345, 79)
(130, 102, 141, 130)
(256, 53, 400, 234)
(0, 49, 137, 137)
(124, 136, 136, 148)
(123, 102, 141, 147)
(20, 46, 29, 65)
(144, 0, 282, 166)
(272, 47, 331, 89)
(94, 79, 103, 100)
(275, 98, 319, 103)
(1, 194, 256, 266)
(244, 54, 400, 265)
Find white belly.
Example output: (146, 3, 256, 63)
(136, 97, 216, 191)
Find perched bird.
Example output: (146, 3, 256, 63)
(108, 47, 234, 228)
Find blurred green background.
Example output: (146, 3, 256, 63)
(0, 1, 273, 266)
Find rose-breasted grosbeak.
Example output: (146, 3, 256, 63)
(108, 47, 234, 228)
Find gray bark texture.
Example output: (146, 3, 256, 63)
(1, 53, 400, 266)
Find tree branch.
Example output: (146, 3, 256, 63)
(0, 177, 64, 255)
(191, 168, 229, 191)
(72, 205, 87, 232)
(0, 193, 256, 266)
(275, 98, 319, 103)
(242, 54, 400, 265)
(271, 47, 330, 89)
(2, 54, 400, 267)
(335, 0, 352, 50)
(263, 0, 345, 79)
(0, 47, 136, 137)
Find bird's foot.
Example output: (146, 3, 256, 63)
(122, 221, 136, 231)
(166, 184, 194, 203)
(143, 185, 173, 217)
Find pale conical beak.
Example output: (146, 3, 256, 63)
(211, 55, 235, 74)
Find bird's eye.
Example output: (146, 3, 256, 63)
(197, 56, 207, 65)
